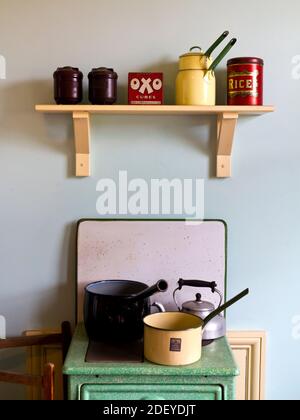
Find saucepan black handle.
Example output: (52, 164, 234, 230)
(178, 279, 217, 292)
(203, 288, 249, 327)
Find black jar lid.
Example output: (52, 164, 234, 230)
(53, 66, 83, 78)
(227, 57, 264, 66)
(88, 67, 118, 79)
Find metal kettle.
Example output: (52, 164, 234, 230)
(173, 279, 226, 344)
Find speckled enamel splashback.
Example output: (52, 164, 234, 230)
(76, 220, 226, 320)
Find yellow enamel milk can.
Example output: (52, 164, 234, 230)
(176, 32, 237, 106)
(176, 47, 215, 106)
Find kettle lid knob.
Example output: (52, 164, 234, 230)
(196, 293, 202, 302)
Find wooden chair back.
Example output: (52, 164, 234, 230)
(0, 321, 72, 400)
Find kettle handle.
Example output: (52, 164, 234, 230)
(178, 279, 217, 291)
(214, 289, 223, 309)
(174, 279, 223, 311)
(173, 287, 183, 311)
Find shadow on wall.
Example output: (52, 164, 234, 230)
(117, 58, 178, 105)
(0, 224, 77, 401)
(31, 221, 77, 327)
(0, 222, 77, 335)
(0, 79, 76, 177)
(88, 113, 217, 178)
(112, 58, 219, 178)
(0, 60, 225, 179)
(215, 68, 227, 105)
(115, 57, 228, 105)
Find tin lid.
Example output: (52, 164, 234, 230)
(53, 66, 83, 78)
(227, 57, 264, 66)
(88, 67, 118, 79)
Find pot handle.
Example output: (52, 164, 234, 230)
(203, 288, 249, 327)
(151, 302, 166, 313)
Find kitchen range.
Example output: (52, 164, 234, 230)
(63, 220, 248, 400)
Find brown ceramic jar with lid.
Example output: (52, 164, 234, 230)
(88, 67, 118, 105)
(53, 67, 83, 105)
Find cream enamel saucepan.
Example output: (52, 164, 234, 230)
(143, 288, 249, 366)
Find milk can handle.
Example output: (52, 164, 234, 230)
(189, 46, 203, 52)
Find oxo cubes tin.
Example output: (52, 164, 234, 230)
(227, 57, 264, 106)
(128, 73, 163, 105)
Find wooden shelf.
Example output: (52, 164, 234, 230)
(36, 104, 274, 115)
(35, 105, 274, 177)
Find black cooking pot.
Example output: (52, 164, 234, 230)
(84, 279, 168, 342)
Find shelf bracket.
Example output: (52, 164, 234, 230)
(73, 112, 91, 177)
(217, 112, 239, 178)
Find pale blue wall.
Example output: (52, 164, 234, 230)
(0, 0, 299, 400)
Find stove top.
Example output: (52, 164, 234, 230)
(85, 340, 144, 363)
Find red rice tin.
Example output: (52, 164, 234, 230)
(227, 57, 264, 106)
